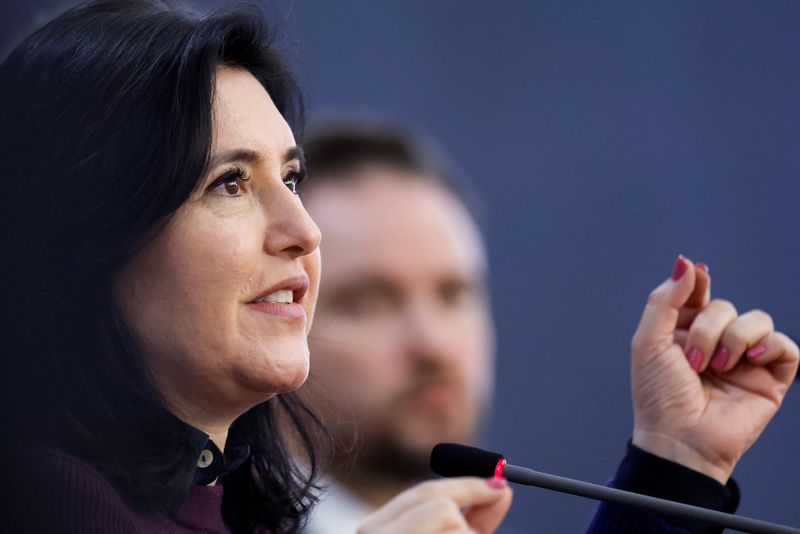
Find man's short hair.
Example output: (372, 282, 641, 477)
(302, 118, 485, 226)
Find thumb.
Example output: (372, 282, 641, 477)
(463, 480, 513, 534)
(631, 255, 697, 364)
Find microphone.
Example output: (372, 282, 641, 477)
(430, 443, 800, 534)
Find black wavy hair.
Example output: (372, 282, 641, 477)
(0, 1, 323, 532)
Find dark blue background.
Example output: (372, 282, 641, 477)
(5, 2, 799, 531)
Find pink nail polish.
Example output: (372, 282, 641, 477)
(747, 344, 766, 359)
(710, 346, 730, 371)
(671, 255, 688, 281)
(686, 347, 703, 370)
(696, 262, 710, 275)
(486, 477, 507, 490)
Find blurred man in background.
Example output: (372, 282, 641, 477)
(299, 120, 798, 533)
(299, 122, 495, 532)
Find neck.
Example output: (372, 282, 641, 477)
(165, 401, 233, 453)
(205, 427, 230, 454)
(156, 385, 242, 453)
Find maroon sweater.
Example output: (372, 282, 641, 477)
(9, 444, 735, 533)
(22, 449, 233, 534)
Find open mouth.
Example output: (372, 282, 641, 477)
(253, 288, 295, 304)
(249, 275, 309, 304)
(247, 275, 309, 318)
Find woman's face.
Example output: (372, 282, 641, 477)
(116, 67, 321, 424)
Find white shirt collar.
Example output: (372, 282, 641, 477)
(304, 478, 374, 534)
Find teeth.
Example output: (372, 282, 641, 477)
(257, 289, 293, 304)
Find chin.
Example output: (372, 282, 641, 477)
(275, 359, 310, 392)
(237, 343, 310, 396)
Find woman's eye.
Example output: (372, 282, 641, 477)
(223, 178, 240, 195)
(209, 168, 247, 197)
(283, 169, 306, 195)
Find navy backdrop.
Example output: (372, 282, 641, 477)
(4, 2, 799, 532)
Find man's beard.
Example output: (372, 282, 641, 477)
(333, 385, 486, 485)
(354, 431, 440, 484)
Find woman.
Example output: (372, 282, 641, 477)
(2, 2, 795, 534)
(0, 1, 511, 532)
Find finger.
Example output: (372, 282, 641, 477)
(631, 255, 697, 365)
(366, 478, 508, 524)
(744, 331, 799, 387)
(673, 329, 689, 350)
(677, 263, 711, 328)
(394, 498, 469, 533)
(358, 496, 468, 533)
(683, 299, 738, 372)
(463, 481, 512, 534)
(709, 309, 773, 372)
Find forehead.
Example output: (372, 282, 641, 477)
(211, 66, 296, 157)
(305, 169, 486, 283)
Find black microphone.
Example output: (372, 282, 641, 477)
(430, 443, 800, 534)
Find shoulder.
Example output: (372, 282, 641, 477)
(12, 446, 145, 534)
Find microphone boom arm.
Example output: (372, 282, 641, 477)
(503, 463, 800, 534)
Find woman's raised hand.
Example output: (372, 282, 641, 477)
(630, 255, 799, 484)
(357, 477, 512, 534)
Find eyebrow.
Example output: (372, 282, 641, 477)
(208, 146, 304, 169)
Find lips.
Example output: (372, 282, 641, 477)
(246, 275, 309, 319)
(249, 275, 309, 304)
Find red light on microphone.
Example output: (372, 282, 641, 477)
(493, 458, 506, 480)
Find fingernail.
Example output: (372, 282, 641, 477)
(686, 347, 703, 370)
(747, 344, 766, 359)
(486, 477, 507, 489)
(696, 262, 710, 275)
(671, 255, 688, 281)
(710, 346, 730, 371)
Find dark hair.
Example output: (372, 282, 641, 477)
(0, 1, 323, 531)
(302, 118, 485, 226)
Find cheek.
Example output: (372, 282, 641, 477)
(173, 221, 254, 290)
(310, 321, 407, 398)
(118, 217, 257, 359)
(313, 339, 391, 382)
(162, 237, 250, 330)
(455, 311, 495, 391)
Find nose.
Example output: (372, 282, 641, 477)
(402, 300, 459, 366)
(262, 187, 321, 259)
